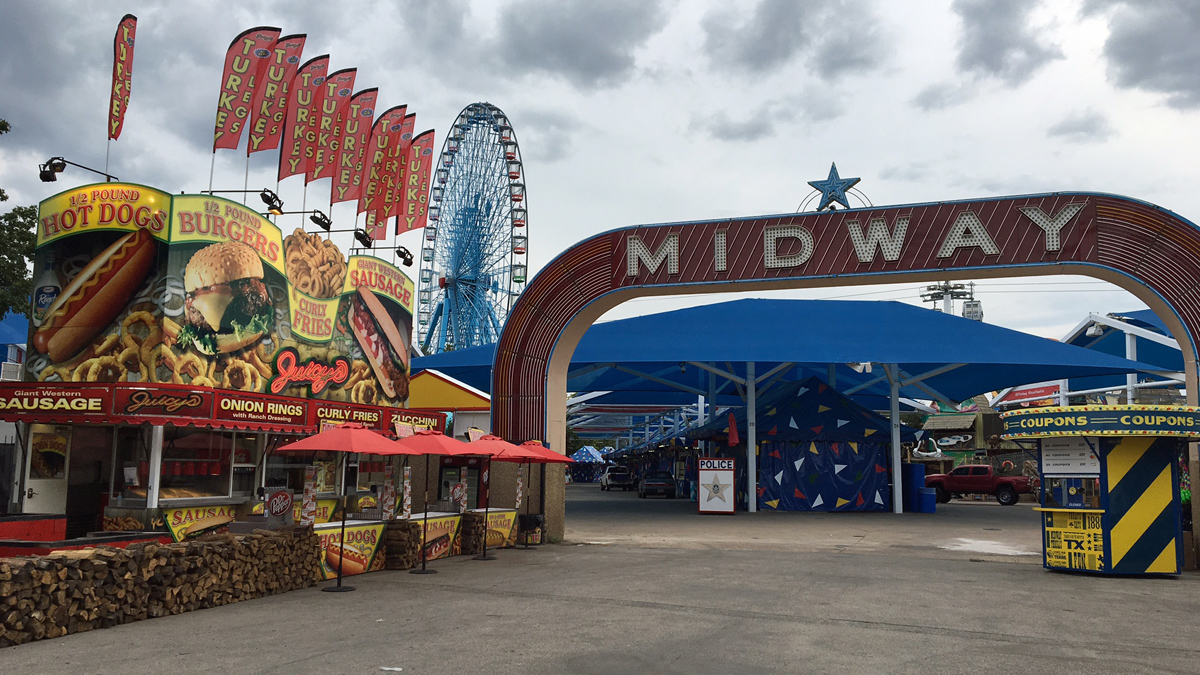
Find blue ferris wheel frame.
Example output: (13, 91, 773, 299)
(417, 102, 528, 354)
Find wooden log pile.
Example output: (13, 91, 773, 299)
(382, 520, 420, 570)
(0, 526, 320, 647)
(460, 513, 486, 556)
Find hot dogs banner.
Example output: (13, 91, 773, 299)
(31, 183, 417, 411)
(316, 521, 385, 578)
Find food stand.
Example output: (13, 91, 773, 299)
(0, 183, 445, 546)
(1001, 405, 1195, 575)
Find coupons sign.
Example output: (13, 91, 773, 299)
(698, 457, 735, 515)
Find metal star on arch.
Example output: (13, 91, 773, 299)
(807, 162, 860, 211)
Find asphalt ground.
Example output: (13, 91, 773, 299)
(2, 485, 1199, 674)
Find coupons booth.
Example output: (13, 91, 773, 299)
(1001, 405, 1196, 576)
(0, 184, 445, 545)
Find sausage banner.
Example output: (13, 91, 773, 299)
(213, 26, 281, 151)
(108, 14, 137, 141)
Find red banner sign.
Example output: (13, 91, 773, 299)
(311, 401, 386, 431)
(307, 68, 357, 182)
(107, 14, 137, 140)
(213, 26, 281, 151)
(331, 88, 378, 205)
(358, 105, 407, 222)
(279, 54, 329, 180)
(0, 383, 443, 435)
(246, 33, 306, 155)
(381, 113, 417, 221)
(114, 385, 214, 418)
(213, 390, 309, 429)
(397, 129, 436, 233)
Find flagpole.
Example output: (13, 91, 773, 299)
(208, 153, 216, 192)
(105, 140, 112, 181)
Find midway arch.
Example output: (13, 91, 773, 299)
(492, 192, 1200, 538)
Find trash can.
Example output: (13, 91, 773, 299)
(517, 514, 544, 546)
(900, 463, 926, 512)
(919, 487, 937, 514)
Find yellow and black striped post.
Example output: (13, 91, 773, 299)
(1106, 437, 1182, 574)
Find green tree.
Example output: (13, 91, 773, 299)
(0, 119, 37, 318)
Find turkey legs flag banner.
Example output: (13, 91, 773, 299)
(246, 34, 306, 155)
(379, 113, 416, 225)
(728, 412, 739, 447)
(307, 68, 357, 183)
(278, 55, 329, 181)
(357, 105, 407, 239)
(397, 129, 436, 233)
(107, 14, 137, 140)
(213, 26, 281, 151)
(331, 88, 379, 205)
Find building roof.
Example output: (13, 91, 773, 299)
(922, 413, 977, 431)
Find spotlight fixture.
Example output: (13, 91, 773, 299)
(396, 246, 414, 267)
(38, 156, 117, 183)
(354, 229, 374, 249)
(259, 189, 284, 216)
(200, 188, 285, 216)
(679, 362, 687, 373)
(1085, 324, 1105, 338)
(309, 210, 332, 231)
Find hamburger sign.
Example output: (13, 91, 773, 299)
(30, 183, 416, 408)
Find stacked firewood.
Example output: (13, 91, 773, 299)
(460, 513, 486, 555)
(0, 526, 320, 647)
(382, 520, 420, 570)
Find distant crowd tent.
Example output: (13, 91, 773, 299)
(691, 377, 917, 512)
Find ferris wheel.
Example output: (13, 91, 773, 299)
(417, 102, 528, 354)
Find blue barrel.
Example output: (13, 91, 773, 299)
(919, 487, 937, 514)
(900, 464, 926, 512)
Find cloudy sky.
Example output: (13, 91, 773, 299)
(2, 0, 1198, 341)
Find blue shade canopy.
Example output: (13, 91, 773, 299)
(1061, 309, 1184, 394)
(569, 446, 605, 463)
(413, 299, 1167, 405)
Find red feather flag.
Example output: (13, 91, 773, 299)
(330, 88, 378, 204)
(278, 55, 329, 181)
(107, 14, 137, 140)
(727, 412, 739, 447)
(358, 105, 408, 239)
(380, 113, 416, 222)
(307, 68, 357, 182)
(246, 34, 306, 155)
(213, 26, 281, 151)
(396, 129, 436, 233)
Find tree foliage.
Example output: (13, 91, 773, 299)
(0, 119, 36, 318)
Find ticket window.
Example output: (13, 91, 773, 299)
(1043, 476, 1101, 509)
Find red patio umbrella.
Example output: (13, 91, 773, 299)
(277, 424, 422, 592)
(393, 429, 476, 573)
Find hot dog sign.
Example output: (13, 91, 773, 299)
(29, 183, 416, 408)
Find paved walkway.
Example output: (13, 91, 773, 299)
(2, 486, 1198, 674)
(565, 483, 1043, 562)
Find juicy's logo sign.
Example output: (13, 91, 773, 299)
(269, 347, 350, 395)
(124, 390, 205, 414)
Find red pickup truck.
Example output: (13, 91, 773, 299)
(924, 465, 1038, 506)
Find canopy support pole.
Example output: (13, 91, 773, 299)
(146, 426, 164, 510)
(747, 361, 756, 514)
(887, 364, 903, 515)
